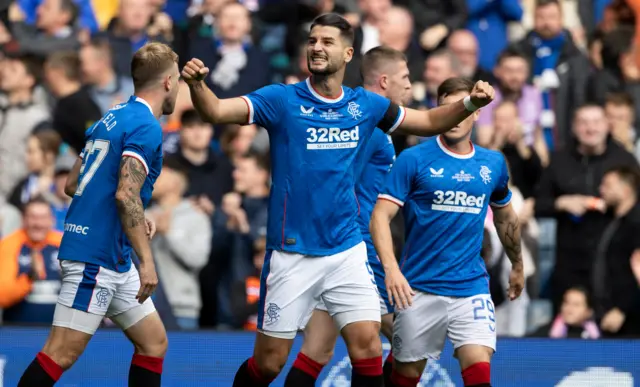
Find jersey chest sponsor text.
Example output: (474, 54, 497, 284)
(432, 190, 486, 214)
(306, 126, 360, 150)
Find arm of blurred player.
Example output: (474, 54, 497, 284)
(491, 202, 525, 300)
(395, 81, 495, 137)
(182, 58, 251, 125)
(64, 157, 83, 197)
(370, 199, 414, 309)
(115, 157, 157, 303)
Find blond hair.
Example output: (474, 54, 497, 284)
(131, 42, 179, 90)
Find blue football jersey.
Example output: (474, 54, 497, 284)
(355, 129, 395, 271)
(58, 96, 163, 272)
(240, 79, 405, 256)
(379, 136, 512, 297)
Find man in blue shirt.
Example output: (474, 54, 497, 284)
(181, 13, 496, 387)
(370, 77, 525, 387)
(18, 42, 181, 387)
(283, 46, 409, 386)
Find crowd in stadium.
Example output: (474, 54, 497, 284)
(0, 0, 639, 340)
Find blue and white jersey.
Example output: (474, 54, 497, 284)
(355, 129, 395, 271)
(58, 96, 163, 272)
(240, 79, 405, 256)
(379, 136, 512, 297)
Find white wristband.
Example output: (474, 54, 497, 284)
(463, 96, 478, 112)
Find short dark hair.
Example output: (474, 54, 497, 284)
(564, 286, 593, 309)
(86, 35, 113, 59)
(605, 165, 640, 193)
(536, 0, 560, 8)
(574, 102, 604, 117)
(162, 155, 190, 177)
(12, 54, 43, 86)
(180, 109, 207, 127)
(59, 0, 79, 25)
(310, 13, 354, 45)
(601, 26, 635, 69)
(46, 51, 82, 81)
(241, 149, 270, 175)
(360, 46, 407, 86)
(496, 47, 528, 65)
(31, 129, 62, 158)
(437, 77, 475, 104)
(605, 92, 634, 109)
(21, 196, 52, 215)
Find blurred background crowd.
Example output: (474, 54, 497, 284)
(1, 0, 640, 341)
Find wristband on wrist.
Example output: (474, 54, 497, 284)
(463, 96, 478, 112)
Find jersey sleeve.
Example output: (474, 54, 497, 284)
(240, 84, 286, 129)
(379, 150, 416, 207)
(368, 91, 406, 134)
(490, 155, 512, 207)
(122, 123, 162, 175)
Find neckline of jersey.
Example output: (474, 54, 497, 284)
(305, 78, 345, 104)
(436, 135, 475, 159)
(133, 96, 154, 115)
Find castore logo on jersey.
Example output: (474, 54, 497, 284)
(429, 168, 444, 178)
(300, 106, 314, 116)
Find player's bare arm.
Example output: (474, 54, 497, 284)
(64, 157, 83, 197)
(181, 58, 250, 125)
(370, 199, 415, 309)
(491, 203, 525, 300)
(115, 157, 158, 303)
(397, 81, 495, 137)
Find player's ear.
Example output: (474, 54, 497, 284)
(344, 46, 354, 64)
(380, 74, 388, 90)
(164, 74, 172, 92)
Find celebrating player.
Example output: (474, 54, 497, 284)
(18, 42, 181, 387)
(370, 77, 525, 387)
(181, 13, 495, 387)
(284, 46, 410, 386)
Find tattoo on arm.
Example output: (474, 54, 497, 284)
(115, 157, 146, 229)
(493, 208, 523, 266)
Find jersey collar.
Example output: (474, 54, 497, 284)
(436, 135, 475, 159)
(133, 96, 154, 115)
(305, 78, 344, 104)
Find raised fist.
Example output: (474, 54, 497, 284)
(181, 58, 210, 85)
(470, 81, 496, 108)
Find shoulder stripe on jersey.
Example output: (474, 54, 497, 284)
(240, 96, 254, 124)
(378, 194, 404, 207)
(490, 198, 511, 208)
(122, 151, 149, 175)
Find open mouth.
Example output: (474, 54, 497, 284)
(310, 56, 327, 64)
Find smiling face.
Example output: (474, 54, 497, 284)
(307, 25, 353, 76)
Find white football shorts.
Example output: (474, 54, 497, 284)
(393, 292, 497, 362)
(257, 241, 381, 339)
(54, 260, 156, 335)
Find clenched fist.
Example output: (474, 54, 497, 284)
(470, 81, 495, 108)
(181, 58, 210, 85)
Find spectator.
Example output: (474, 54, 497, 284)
(420, 49, 459, 109)
(148, 157, 212, 330)
(0, 197, 62, 324)
(594, 165, 640, 337)
(231, 235, 266, 331)
(510, 0, 590, 150)
(17, 0, 100, 33)
(446, 29, 494, 83)
(106, 0, 165, 77)
(44, 51, 102, 155)
(530, 286, 600, 339)
(587, 26, 640, 130)
(162, 81, 195, 153)
(171, 109, 234, 208)
(219, 123, 259, 166)
(353, 0, 391, 55)
(476, 48, 545, 150)
(284, 41, 312, 85)
(489, 101, 546, 205)
(179, 0, 234, 63)
(7, 130, 61, 210)
(80, 36, 135, 114)
(190, 2, 271, 99)
(0, 54, 50, 199)
(8, 0, 80, 57)
(377, 6, 424, 83)
(406, 0, 466, 52)
(603, 93, 637, 155)
(466, 0, 522, 70)
(535, 104, 639, 312)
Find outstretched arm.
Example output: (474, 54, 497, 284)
(396, 81, 495, 137)
(492, 202, 525, 300)
(182, 58, 251, 125)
